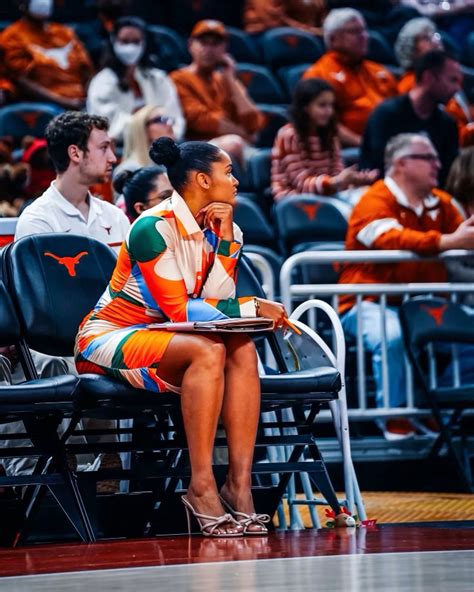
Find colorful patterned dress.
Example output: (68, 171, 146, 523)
(74, 192, 257, 393)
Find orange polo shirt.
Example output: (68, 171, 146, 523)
(303, 51, 397, 136)
(0, 18, 93, 100)
(398, 71, 473, 133)
(338, 178, 463, 314)
(170, 67, 265, 141)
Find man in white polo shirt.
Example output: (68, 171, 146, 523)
(15, 111, 130, 245)
(4, 112, 130, 484)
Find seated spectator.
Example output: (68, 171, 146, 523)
(395, 17, 473, 136)
(15, 111, 130, 246)
(303, 8, 397, 147)
(271, 78, 377, 201)
(113, 165, 173, 220)
(0, 0, 94, 109)
(113, 104, 176, 185)
(244, 0, 325, 36)
(87, 16, 185, 144)
(360, 50, 461, 187)
(339, 133, 474, 439)
(170, 20, 266, 163)
(327, 1, 418, 43)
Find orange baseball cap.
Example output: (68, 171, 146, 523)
(190, 19, 227, 40)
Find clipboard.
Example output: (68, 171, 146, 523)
(147, 317, 274, 333)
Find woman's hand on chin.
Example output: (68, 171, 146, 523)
(197, 202, 234, 240)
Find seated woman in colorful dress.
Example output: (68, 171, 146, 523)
(75, 136, 287, 537)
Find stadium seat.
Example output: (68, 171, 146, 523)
(52, 3, 95, 22)
(234, 195, 275, 247)
(255, 103, 289, 149)
(3, 234, 347, 536)
(147, 25, 190, 72)
(260, 27, 324, 70)
(439, 30, 461, 61)
(400, 297, 474, 492)
(227, 26, 262, 64)
(0, 102, 64, 143)
(247, 148, 271, 194)
(367, 30, 397, 65)
(275, 194, 348, 257)
(236, 63, 287, 105)
(0, 281, 92, 544)
(463, 31, 474, 68)
(0, 21, 11, 32)
(461, 66, 474, 103)
(277, 63, 312, 102)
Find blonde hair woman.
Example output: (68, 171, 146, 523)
(113, 104, 176, 192)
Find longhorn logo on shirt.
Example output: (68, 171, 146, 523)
(103, 225, 112, 235)
(44, 251, 89, 277)
(421, 304, 448, 326)
(297, 202, 321, 221)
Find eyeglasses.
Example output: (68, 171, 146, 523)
(146, 116, 175, 127)
(401, 153, 440, 162)
(340, 27, 367, 36)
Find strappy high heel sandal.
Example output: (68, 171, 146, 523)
(181, 495, 244, 537)
(219, 495, 271, 536)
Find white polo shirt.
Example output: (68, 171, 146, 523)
(15, 181, 130, 248)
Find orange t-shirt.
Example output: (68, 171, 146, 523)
(0, 18, 93, 100)
(170, 67, 265, 141)
(338, 179, 462, 314)
(303, 51, 397, 136)
(398, 71, 473, 133)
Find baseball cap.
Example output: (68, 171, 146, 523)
(190, 19, 227, 40)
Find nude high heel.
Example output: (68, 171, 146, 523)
(219, 495, 271, 535)
(181, 495, 243, 537)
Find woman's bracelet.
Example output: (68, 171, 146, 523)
(253, 297, 261, 317)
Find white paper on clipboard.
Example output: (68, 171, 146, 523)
(147, 317, 274, 333)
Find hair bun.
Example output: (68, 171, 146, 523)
(149, 137, 180, 168)
(112, 168, 135, 195)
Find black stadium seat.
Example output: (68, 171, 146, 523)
(260, 27, 324, 70)
(367, 30, 397, 65)
(277, 63, 312, 102)
(236, 63, 287, 105)
(147, 25, 190, 71)
(227, 26, 262, 64)
(0, 281, 91, 544)
(0, 103, 64, 144)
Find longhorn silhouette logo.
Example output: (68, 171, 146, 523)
(21, 112, 40, 129)
(421, 304, 448, 326)
(44, 251, 88, 277)
(297, 202, 321, 221)
(103, 225, 112, 235)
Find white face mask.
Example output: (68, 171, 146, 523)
(113, 41, 144, 66)
(28, 0, 53, 20)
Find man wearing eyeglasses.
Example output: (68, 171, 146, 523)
(339, 132, 474, 440)
(360, 49, 461, 187)
(303, 8, 397, 147)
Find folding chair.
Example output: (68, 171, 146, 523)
(400, 297, 474, 492)
(4, 234, 362, 534)
(0, 281, 93, 544)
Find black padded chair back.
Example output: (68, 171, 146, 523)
(5, 234, 117, 356)
(275, 195, 348, 256)
(234, 196, 274, 247)
(0, 281, 21, 345)
(399, 297, 474, 353)
(236, 256, 267, 300)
